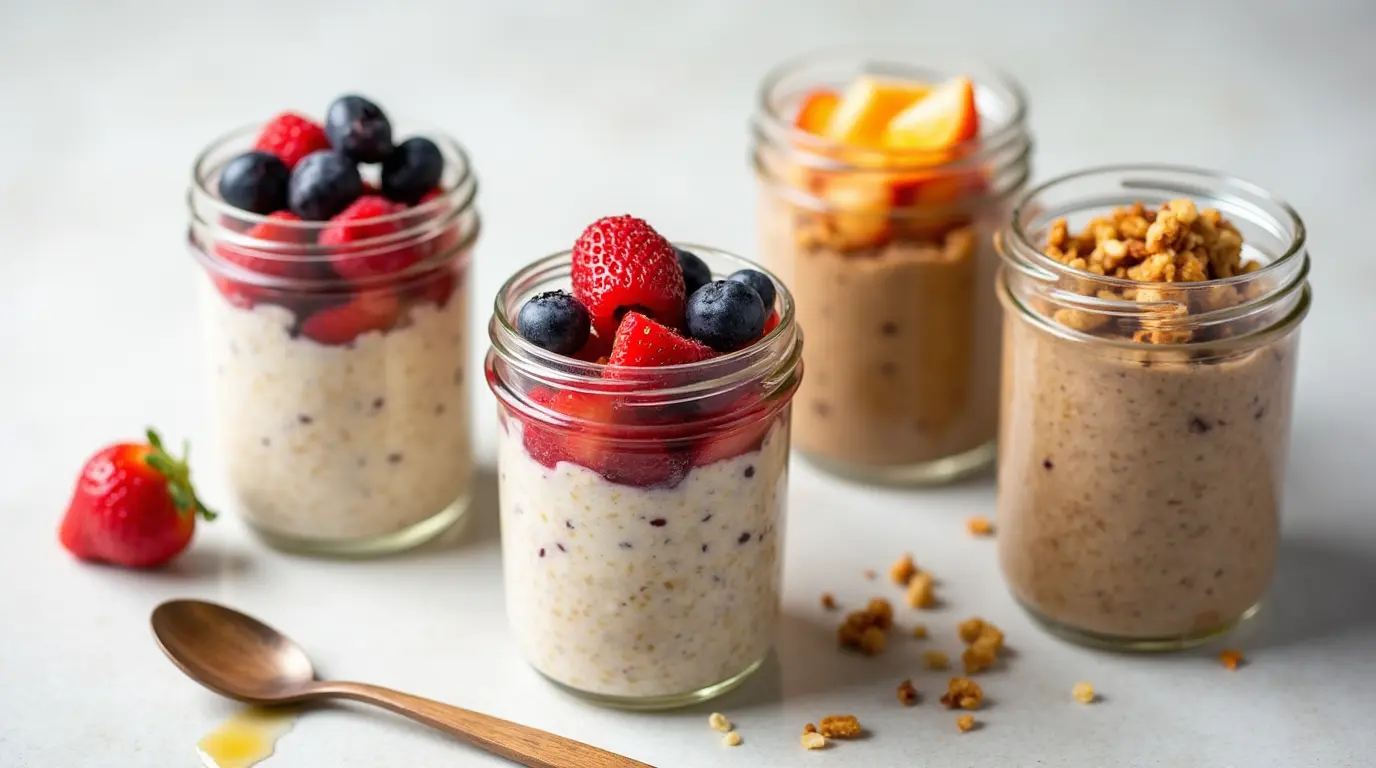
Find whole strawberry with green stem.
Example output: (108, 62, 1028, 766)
(59, 428, 216, 568)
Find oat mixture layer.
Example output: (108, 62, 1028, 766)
(202, 281, 472, 541)
(997, 200, 1298, 639)
(760, 197, 1000, 468)
(498, 419, 788, 699)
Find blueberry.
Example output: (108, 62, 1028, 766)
(727, 269, 777, 311)
(288, 150, 363, 221)
(381, 137, 444, 205)
(517, 290, 591, 355)
(218, 151, 289, 214)
(325, 94, 394, 163)
(685, 281, 765, 352)
(676, 247, 712, 298)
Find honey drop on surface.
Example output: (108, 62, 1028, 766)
(197, 708, 297, 768)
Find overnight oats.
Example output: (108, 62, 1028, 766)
(187, 95, 479, 556)
(995, 166, 1311, 650)
(486, 215, 802, 708)
(752, 49, 1031, 484)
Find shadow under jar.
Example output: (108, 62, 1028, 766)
(486, 247, 803, 710)
(188, 126, 480, 557)
(751, 48, 1031, 485)
(995, 165, 1311, 651)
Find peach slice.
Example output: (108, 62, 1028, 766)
(794, 89, 840, 136)
(883, 77, 979, 151)
(825, 76, 932, 147)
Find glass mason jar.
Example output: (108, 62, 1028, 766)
(187, 125, 479, 557)
(751, 48, 1031, 485)
(995, 165, 1311, 651)
(486, 247, 803, 710)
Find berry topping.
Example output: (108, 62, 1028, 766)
(727, 269, 777, 311)
(676, 247, 712, 299)
(517, 290, 592, 356)
(571, 215, 686, 338)
(325, 94, 394, 163)
(298, 290, 400, 345)
(215, 211, 309, 278)
(319, 195, 422, 281)
(289, 150, 363, 221)
(219, 151, 290, 214)
(685, 281, 766, 352)
(381, 137, 444, 205)
(253, 112, 331, 170)
(608, 311, 716, 368)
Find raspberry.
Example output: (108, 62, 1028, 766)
(298, 290, 400, 346)
(571, 215, 685, 338)
(215, 211, 309, 278)
(253, 112, 331, 170)
(320, 195, 421, 282)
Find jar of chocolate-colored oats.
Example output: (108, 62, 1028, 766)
(995, 165, 1311, 651)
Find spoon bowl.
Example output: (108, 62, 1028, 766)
(150, 599, 651, 768)
(152, 599, 317, 704)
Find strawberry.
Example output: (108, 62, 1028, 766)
(215, 211, 311, 278)
(59, 428, 216, 568)
(572, 331, 613, 363)
(607, 312, 716, 369)
(571, 215, 686, 338)
(253, 112, 331, 170)
(519, 386, 688, 487)
(694, 399, 774, 467)
(406, 265, 458, 310)
(212, 275, 259, 309)
(299, 289, 400, 345)
(320, 195, 421, 282)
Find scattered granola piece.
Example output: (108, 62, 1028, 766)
(896, 679, 919, 706)
(859, 625, 887, 656)
(911, 623, 928, 639)
(962, 642, 998, 674)
(889, 553, 917, 585)
(802, 723, 817, 735)
(966, 516, 994, 536)
(863, 569, 877, 580)
(1072, 682, 1096, 703)
(818, 715, 863, 739)
(939, 677, 983, 710)
(957, 617, 987, 644)
(956, 714, 976, 733)
(801, 731, 827, 750)
(923, 650, 950, 670)
(866, 598, 894, 629)
(820, 592, 837, 610)
(1219, 649, 1246, 670)
(708, 712, 732, 733)
(722, 731, 742, 747)
(905, 571, 935, 608)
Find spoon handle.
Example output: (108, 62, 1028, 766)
(315, 681, 655, 768)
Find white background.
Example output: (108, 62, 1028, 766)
(2, 1, 1375, 766)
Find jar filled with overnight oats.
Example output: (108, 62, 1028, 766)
(751, 48, 1031, 485)
(486, 247, 802, 710)
(188, 122, 479, 556)
(995, 165, 1311, 651)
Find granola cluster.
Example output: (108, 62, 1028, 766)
(939, 677, 984, 710)
(957, 617, 1006, 674)
(1042, 199, 1263, 344)
(837, 598, 894, 655)
(891, 553, 937, 609)
(817, 714, 864, 738)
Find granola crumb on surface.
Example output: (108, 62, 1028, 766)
(889, 553, 917, 585)
(957, 617, 987, 644)
(818, 715, 863, 739)
(896, 679, 919, 706)
(905, 571, 935, 609)
(956, 714, 976, 733)
(966, 516, 994, 536)
(859, 625, 887, 656)
(708, 712, 732, 733)
(820, 592, 837, 610)
(939, 677, 984, 710)
(722, 731, 742, 747)
(911, 623, 928, 639)
(1072, 682, 1096, 703)
(801, 731, 828, 750)
(923, 650, 950, 670)
(1219, 649, 1246, 670)
(802, 723, 817, 735)
(866, 598, 894, 629)
(962, 643, 998, 674)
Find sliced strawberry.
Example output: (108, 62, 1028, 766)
(298, 290, 400, 345)
(571, 215, 686, 338)
(320, 196, 421, 282)
(694, 397, 774, 467)
(602, 449, 690, 488)
(215, 211, 310, 278)
(211, 275, 260, 309)
(519, 387, 574, 469)
(254, 112, 331, 170)
(607, 312, 716, 369)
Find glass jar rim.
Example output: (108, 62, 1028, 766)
(751, 45, 1030, 172)
(487, 245, 801, 399)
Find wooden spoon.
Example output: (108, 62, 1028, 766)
(151, 599, 653, 768)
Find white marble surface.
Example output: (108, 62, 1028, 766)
(2, 1, 1375, 766)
